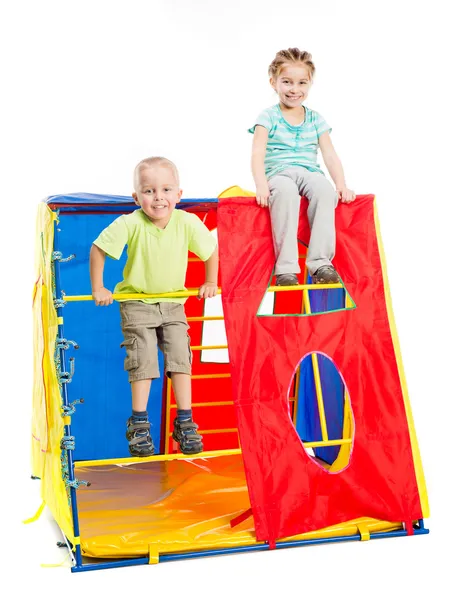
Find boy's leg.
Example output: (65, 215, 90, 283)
(158, 303, 203, 454)
(131, 379, 152, 412)
(170, 372, 191, 410)
(295, 170, 339, 279)
(268, 170, 302, 280)
(170, 372, 203, 454)
(120, 302, 161, 457)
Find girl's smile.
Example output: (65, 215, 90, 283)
(271, 64, 312, 109)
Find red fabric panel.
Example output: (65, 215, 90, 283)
(218, 194, 422, 545)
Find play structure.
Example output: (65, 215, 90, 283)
(30, 187, 429, 572)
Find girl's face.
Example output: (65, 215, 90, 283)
(271, 64, 312, 108)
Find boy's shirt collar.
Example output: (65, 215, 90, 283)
(137, 207, 177, 238)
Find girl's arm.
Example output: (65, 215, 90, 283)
(90, 244, 114, 306)
(251, 126, 271, 207)
(319, 132, 356, 203)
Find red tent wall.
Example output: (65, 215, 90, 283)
(218, 194, 423, 546)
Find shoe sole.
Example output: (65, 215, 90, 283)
(129, 446, 155, 458)
(172, 432, 204, 454)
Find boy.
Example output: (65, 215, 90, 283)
(90, 156, 218, 457)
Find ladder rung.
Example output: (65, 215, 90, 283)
(190, 344, 228, 351)
(75, 438, 353, 467)
(170, 401, 234, 408)
(191, 373, 231, 380)
(168, 428, 238, 436)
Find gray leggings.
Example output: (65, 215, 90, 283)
(268, 167, 338, 276)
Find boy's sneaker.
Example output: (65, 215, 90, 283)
(126, 417, 155, 457)
(172, 418, 203, 455)
(312, 265, 341, 284)
(275, 274, 299, 286)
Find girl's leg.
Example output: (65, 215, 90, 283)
(268, 171, 301, 275)
(296, 171, 338, 276)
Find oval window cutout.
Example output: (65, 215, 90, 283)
(288, 351, 354, 473)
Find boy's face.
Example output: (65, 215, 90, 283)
(132, 165, 182, 227)
(271, 64, 312, 109)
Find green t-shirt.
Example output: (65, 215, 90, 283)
(93, 208, 217, 303)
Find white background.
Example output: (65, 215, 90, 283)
(1, 0, 472, 597)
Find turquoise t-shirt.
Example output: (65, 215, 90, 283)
(249, 104, 332, 179)
(93, 208, 217, 304)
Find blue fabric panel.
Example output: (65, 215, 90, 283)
(295, 283, 347, 465)
(56, 213, 164, 460)
(46, 192, 218, 207)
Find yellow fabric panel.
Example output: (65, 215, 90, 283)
(31, 204, 74, 542)
(218, 185, 255, 198)
(75, 456, 403, 558)
(373, 200, 429, 517)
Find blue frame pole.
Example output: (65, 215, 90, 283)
(53, 217, 83, 568)
(70, 521, 429, 572)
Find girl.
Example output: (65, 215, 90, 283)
(249, 48, 355, 286)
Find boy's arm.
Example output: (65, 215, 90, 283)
(319, 132, 356, 204)
(198, 247, 218, 300)
(251, 126, 271, 207)
(90, 244, 114, 306)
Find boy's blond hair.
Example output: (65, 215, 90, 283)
(133, 156, 180, 190)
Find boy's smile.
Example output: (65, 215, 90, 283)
(133, 165, 182, 228)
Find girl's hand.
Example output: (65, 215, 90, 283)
(256, 184, 270, 207)
(92, 287, 114, 306)
(337, 187, 356, 204)
(197, 282, 218, 300)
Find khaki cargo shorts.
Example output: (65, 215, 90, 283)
(119, 301, 191, 382)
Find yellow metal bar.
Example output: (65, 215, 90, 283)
(188, 316, 224, 322)
(292, 264, 309, 425)
(75, 439, 352, 467)
(63, 283, 342, 303)
(171, 399, 294, 409)
(170, 400, 234, 408)
(304, 438, 351, 449)
(373, 200, 429, 517)
(191, 373, 231, 380)
(270, 283, 342, 292)
(64, 290, 221, 302)
(293, 367, 301, 425)
(76, 448, 243, 466)
(164, 380, 172, 454)
(168, 428, 238, 436)
(190, 344, 228, 351)
(303, 289, 329, 442)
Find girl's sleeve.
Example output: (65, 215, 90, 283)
(248, 109, 273, 134)
(314, 111, 332, 139)
(93, 215, 129, 260)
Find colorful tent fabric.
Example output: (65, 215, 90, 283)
(218, 191, 428, 546)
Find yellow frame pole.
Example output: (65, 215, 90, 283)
(302, 289, 329, 442)
(292, 265, 309, 425)
(76, 438, 353, 468)
(190, 344, 228, 351)
(63, 283, 342, 303)
(164, 380, 172, 454)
